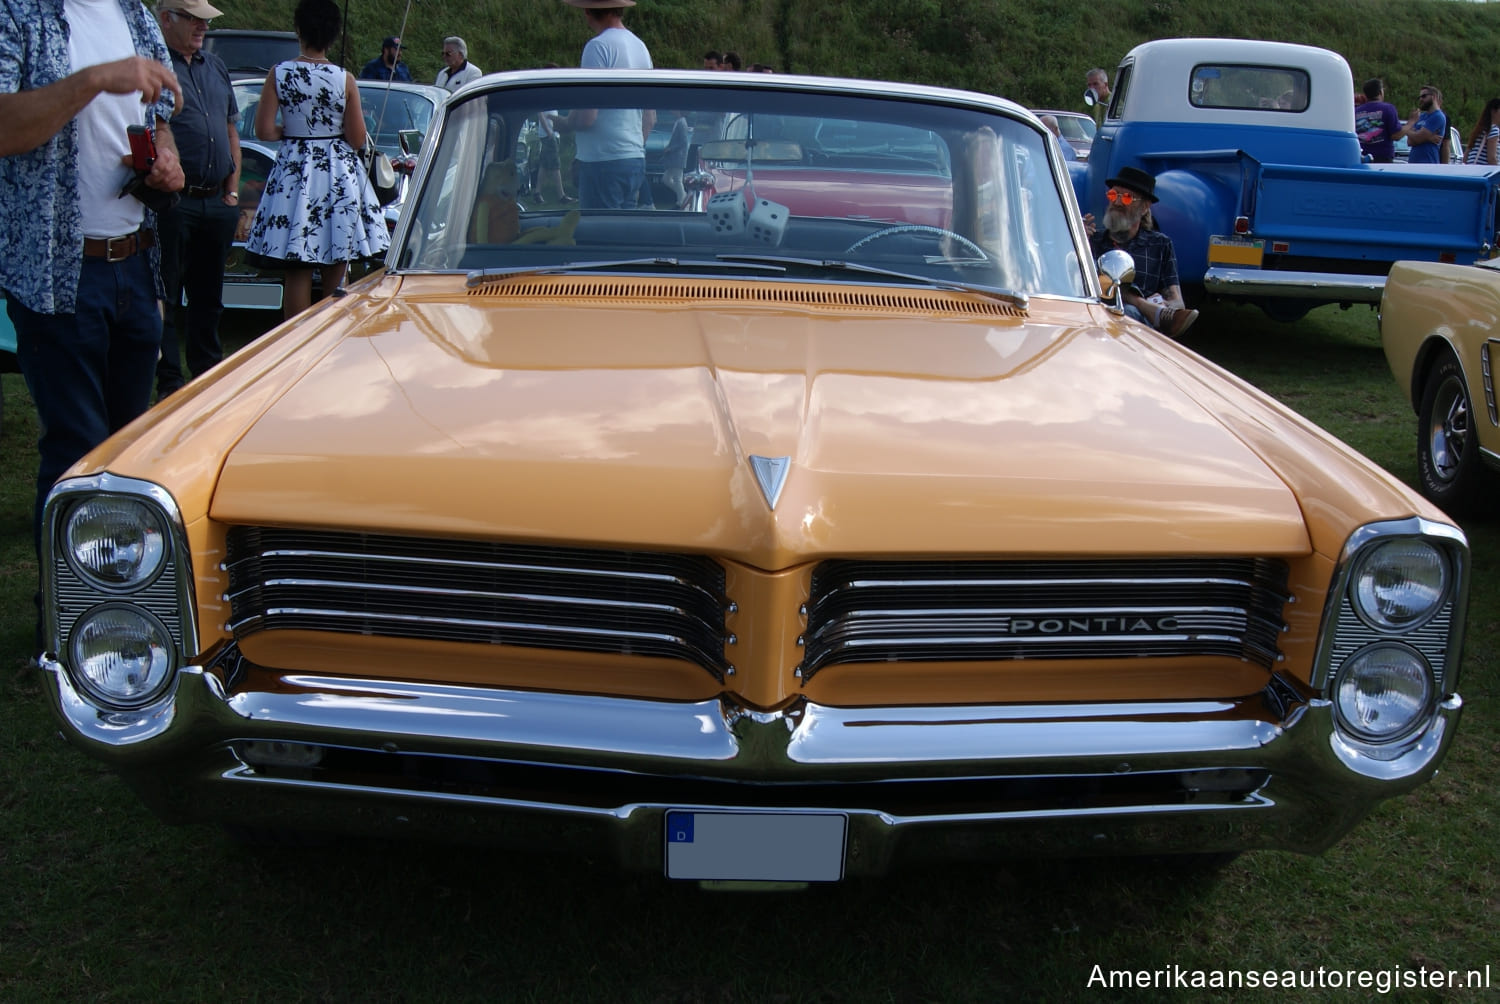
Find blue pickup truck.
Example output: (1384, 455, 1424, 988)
(1075, 38, 1500, 321)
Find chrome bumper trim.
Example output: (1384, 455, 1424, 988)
(1203, 267, 1385, 302)
(38, 658, 1463, 867)
(41, 658, 1458, 780)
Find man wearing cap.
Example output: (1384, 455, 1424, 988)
(436, 36, 481, 92)
(555, 0, 653, 209)
(0, 0, 185, 630)
(1088, 165, 1198, 338)
(154, 0, 239, 398)
(360, 36, 411, 82)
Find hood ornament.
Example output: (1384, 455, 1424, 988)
(749, 455, 791, 510)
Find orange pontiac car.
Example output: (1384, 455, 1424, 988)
(39, 71, 1468, 883)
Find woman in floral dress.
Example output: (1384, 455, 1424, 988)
(246, 0, 388, 319)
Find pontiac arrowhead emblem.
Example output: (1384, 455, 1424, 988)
(749, 455, 791, 510)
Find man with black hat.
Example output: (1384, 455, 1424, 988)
(555, 0, 653, 209)
(153, 0, 240, 398)
(360, 36, 411, 82)
(1089, 165, 1198, 338)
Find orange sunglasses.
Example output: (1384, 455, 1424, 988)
(1105, 187, 1138, 206)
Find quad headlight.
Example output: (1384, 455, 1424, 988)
(64, 496, 167, 590)
(1350, 538, 1448, 631)
(1333, 643, 1433, 743)
(68, 603, 176, 707)
(1318, 520, 1467, 754)
(44, 478, 194, 712)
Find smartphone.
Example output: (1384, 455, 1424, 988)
(127, 124, 156, 172)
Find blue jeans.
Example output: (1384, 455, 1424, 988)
(577, 158, 645, 210)
(7, 252, 162, 554)
(157, 194, 238, 395)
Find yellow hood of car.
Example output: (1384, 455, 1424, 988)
(208, 283, 1312, 566)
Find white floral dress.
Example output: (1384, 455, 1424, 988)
(247, 61, 390, 265)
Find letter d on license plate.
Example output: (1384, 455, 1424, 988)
(664, 810, 847, 881)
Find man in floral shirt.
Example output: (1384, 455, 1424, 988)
(0, 0, 183, 566)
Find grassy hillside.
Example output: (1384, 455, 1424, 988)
(220, 0, 1500, 132)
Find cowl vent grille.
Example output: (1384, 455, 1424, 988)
(225, 528, 731, 680)
(802, 557, 1290, 681)
(466, 278, 1026, 318)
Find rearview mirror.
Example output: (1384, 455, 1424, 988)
(698, 139, 804, 164)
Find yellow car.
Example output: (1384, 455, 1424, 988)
(38, 71, 1469, 882)
(1381, 259, 1500, 515)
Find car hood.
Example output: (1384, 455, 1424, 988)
(208, 284, 1313, 566)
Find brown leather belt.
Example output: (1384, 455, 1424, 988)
(82, 229, 155, 263)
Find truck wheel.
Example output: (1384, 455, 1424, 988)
(1416, 354, 1493, 515)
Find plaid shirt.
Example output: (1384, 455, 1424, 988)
(0, 0, 175, 313)
(1090, 226, 1181, 299)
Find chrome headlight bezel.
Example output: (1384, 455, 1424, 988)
(41, 475, 198, 710)
(1314, 518, 1468, 751)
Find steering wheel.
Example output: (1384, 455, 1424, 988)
(844, 224, 988, 260)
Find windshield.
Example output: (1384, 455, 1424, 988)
(398, 81, 1087, 298)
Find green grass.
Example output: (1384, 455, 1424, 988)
(2, 302, 1497, 1001)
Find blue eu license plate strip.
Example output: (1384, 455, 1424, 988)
(664, 810, 847, 881)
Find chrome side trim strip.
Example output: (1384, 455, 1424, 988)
(1203, 267, 1385, 302)
(1483, 339, 1496, 426)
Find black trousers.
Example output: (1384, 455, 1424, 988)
(156, 193, 238, 396)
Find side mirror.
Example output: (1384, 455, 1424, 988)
(1083, 87, 1100, 108)
(1097, 248, 1135, 312)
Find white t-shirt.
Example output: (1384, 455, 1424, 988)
(66, 0, 147, 238)
(576, 26, 652, 163)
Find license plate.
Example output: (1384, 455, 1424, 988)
(221, 281, 284, 311)
(1208, 236, 1265, 267)
(664, 810, 847, 882)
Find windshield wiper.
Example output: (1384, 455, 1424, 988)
(716, 254, 1029, 309)
(465, 257, 786, 288)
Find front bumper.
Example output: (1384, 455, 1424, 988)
(39, 652, 1462, 876)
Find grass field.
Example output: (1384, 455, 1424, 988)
(1, 302, 1496, 1001)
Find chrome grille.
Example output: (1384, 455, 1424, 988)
(225, 528, 731, 680)
(802, 558, 1289, 680)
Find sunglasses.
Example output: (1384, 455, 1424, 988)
(1106, 187, 1139, 206)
